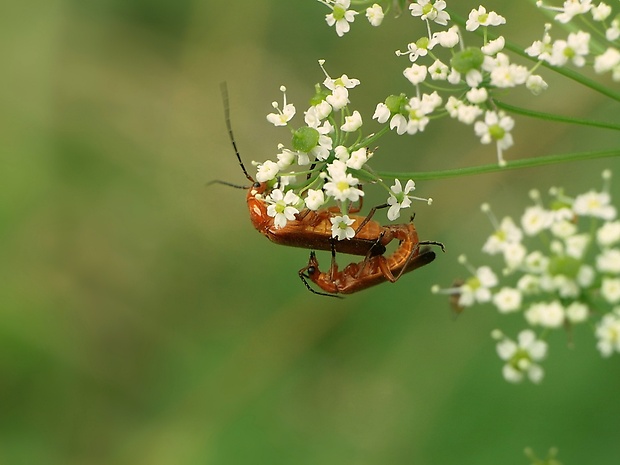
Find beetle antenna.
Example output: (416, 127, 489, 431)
(419, 240, 446, 253)
(206, 179, 249, 189)
(220, 82, 255, 183)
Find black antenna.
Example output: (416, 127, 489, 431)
(220, 82, 254, 183)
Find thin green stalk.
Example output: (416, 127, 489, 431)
(494, 101, 620, 131)
(377, 149, 620, 181)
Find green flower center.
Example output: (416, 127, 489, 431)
(337, 181, 349, 192)
(333, 5, 346, 20)
(488, 124, 506, 141)
(275, 201, 286, 214)
(564, 47, 576, 59)
(466, 276, 481, 290)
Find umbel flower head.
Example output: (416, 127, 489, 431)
(434, 171, 620, 383)
(253, 60, 433, 238)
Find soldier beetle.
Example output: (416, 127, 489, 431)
(299, 222, 445, 296)
(213, 82, 408, 257)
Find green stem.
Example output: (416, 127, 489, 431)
(495, 101, 620, 131)
(377, 148, 620, 181)
(353, 125, 391, 150)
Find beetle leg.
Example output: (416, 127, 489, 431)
(355, 203, 389, 233)
(328, 239, 339, 282)
(356, 230, 387, 277)
(378, 255, 398, 283)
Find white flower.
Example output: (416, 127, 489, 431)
(399, 41, 429, 63)
(573, 190, 617, 219)
(365, 3, 384, 26)
(276, 147, 296, 169)
(550, 220, 576, 238)
(458, 265, 498, 306)
(594, 47, 620, 75)
(577, 264, 595, 287)
(495, 330, 547, 383)
(325, 0, 358, 37)
(597, 221, 620, 247)
(549, 31, 590, 67)
(485, 53, 528, 88)
(403, 64, 428, 85)
(373, 103, 391, 123)
(525, 301, 565, 328)
(256, 160, 280, 182)
(341, 110, 363, 132)
(330, 214, 356, 240)
(517, 274, 541, 294)
(266, 86, 296, 126)
(482, 216, 523, 255)
(526, 30, 553, 61)
(304, 101, 332, 127)
(389, 114, 408, 135)
(523, 250, 550, 274)
(493, 287, 522, 313)
(323, 165, 364, 203)
(409, 0, 450, 26)
(565, 233, 590, 259)
(591, 2, 612, 21)
(305, 189, 325, 211)
(607, 18, 620, 41)
(346, 147, 369, 170)
(428, 59, 449, 80)
(526, 74, 548, 95)
(596, 310, 620, 356)
(387, 179, 415, 221)
(521, 205, 553, 235)
(433, 26, 460, 48)
(503, 242, 527, 269)
(265, 189, 300, 228)
(596, 249, 620, 273)
(445, 96, 482, 125)
(602, 278, 620, 304)
(466, 6, 506, 31)
(323, 72, 361, 92)
(481, 36, 505, 55)
(326, 86, 350, 111)
(565, 301, 589, 323)
(466, 87, 488, 104)
(334, 145, 349, 162)
(555, 0, 593, 24)
(473, 111, 514, 166)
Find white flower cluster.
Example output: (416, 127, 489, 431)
(316, 1, 549, 165)
(529, 1, 620, 81)
(434, 171, 620, 383)
(256, 60, 431, 236)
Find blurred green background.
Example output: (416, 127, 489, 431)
(2, 0, 620, 464)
